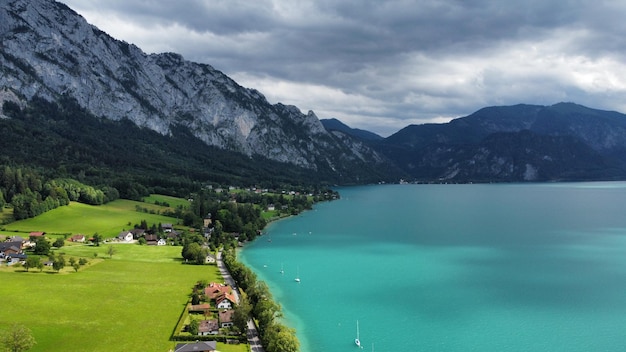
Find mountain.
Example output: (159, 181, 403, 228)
(378, 103, 626, 182)
(321, 118, 383, 142)
(0, 0, 398, 185)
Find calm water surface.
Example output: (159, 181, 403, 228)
(240, 183, 626, 351)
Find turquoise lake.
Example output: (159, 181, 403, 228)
(239, 182, 626, 351)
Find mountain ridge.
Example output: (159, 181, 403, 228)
(0, 0, 397, 184)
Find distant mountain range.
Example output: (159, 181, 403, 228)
(1, 0, 626, 186)
(372, 103, 626, 182)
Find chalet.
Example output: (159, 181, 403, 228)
(117, 231, 133, 242)
(130, 228, 145, 239)
(267, 204, 275, 211)
(218, 309, 235, 328)
(167, 230, 180, 240)
(198, 319, 219, 335)
(145, 234, 158, 246)
(215, 293, 236, 309)
(174, 341, 217, 352)
(161, 223, 173, 233)
(70, 234, 86, 243)
(204, 283, 231, 300)
(29, 232, 45, 240)
(0, 242, 23, 258)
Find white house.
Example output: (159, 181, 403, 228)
(157, 238, 167, 246)
(215, 293, 236, 309)
(117, 231, 133, 242)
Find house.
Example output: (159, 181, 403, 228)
(130, 228, 145, 239)
(161, 223, 173, 233)
(205, 254, 216, 264)
(167, 230, 179, 241)
(218, 309, 235, 328)
(70, 234, 86, 243)
(0, 242, 23, 258)
(203, 213, 212, 228)
(157, 238, 167, 246)
(145, 234, 158, 246)
(198, 319, 219, 335)
(215, 293, 236, 309)
(28, 232, 45, 240)
(7, 253, 27, 265)
(117, 231, 133, 242)
(204, 283, 231, 300)
(267, 204, 275, 211)
(174, 341, 217, 352)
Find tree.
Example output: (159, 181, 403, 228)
(36, 261, 44, 272)
(32, 237, 50, 256)
(233, 293, 252, 333)
(52, 237, 65, 248)
(92, 233, 102, 246)
(72, 262, 80, 272)
(188, 319, 199, 336)
(23, 257, 40, 272)
(1, 323, 36, 352)
(106, 245, 116, 259)
(52, 258, 65, 273)
(266, 325, 299, 352)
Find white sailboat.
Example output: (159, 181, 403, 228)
(355, 320, 361, 348)
(294, 266, 300, 282)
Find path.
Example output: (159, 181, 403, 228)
(217, 250, 265, 352)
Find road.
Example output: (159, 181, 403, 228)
(216, 250, 265, 352)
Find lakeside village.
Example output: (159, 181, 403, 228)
(1, 185, 340, 352)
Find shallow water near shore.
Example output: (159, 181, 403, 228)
(240, 182, 626, 351)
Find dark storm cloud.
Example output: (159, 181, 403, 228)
(63, 0, 626, 136)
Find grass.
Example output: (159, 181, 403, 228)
(141, 194, 191, 210)
(0, 244, 226, 352)
(0, 196, 248, 352)
(0, 200, 182, 238)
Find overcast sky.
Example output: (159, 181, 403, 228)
(62, 0, 626, 137)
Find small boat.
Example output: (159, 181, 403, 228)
(355, 320, 361, 348)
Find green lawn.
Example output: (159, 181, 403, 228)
(141, 194, 191, 210)
(1, 200, 182, 238)
(0, 196, 248, 352)
(0, 245, 224, 352)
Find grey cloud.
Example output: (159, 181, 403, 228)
(62, 0, 626, 135)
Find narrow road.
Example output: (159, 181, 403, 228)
(216, 250, 265, 352)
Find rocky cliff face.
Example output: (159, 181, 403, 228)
(0, 0, 390, 179)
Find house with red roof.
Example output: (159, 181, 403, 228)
(215, 293, 236, 309)
(204, 282, 231, 299)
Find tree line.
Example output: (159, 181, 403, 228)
(0, 166, 119, 220)
(223, 248, 299, 352)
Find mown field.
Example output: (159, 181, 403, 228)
(0, 197, 248, 352)
(1, 199, 182, 238)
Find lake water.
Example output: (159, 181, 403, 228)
(239, 182, 626, 351)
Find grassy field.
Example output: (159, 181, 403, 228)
(0, 245, 225, 351)
(141, 194, 191, 210)
(0, 200, 182, 238)
(0, 197, 249, 352)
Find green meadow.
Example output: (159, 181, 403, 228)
(0, 245, 224, 351)
(141, 194, 191, 210)
(1, 200, 182, 238)
(0, 198, 248, 352)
